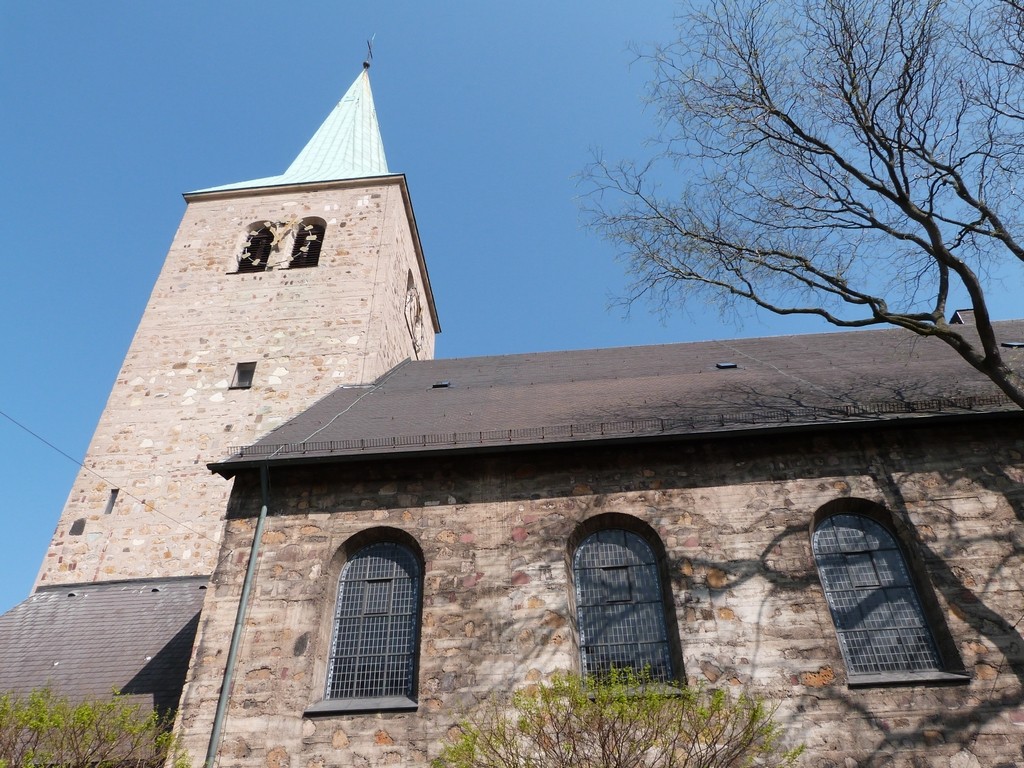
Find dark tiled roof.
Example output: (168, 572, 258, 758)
(214, 320, 1024, 473)
(0, 577, 207, 713)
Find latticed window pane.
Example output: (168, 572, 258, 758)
(574, 529, 673, 681)
(325, 542, 420, 700)
(583, 641, 673, 682)
(364, 580, 391, 614)
(601, 566, 632, 603)
(813, 514, 940, 677)
(290, 221, 324, 268)
(238, 227, 273, 272)
(847, 553, 880, 587)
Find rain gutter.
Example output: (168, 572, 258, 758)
(204, 462, 270, 767)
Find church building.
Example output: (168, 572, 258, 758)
(1, 64, 1023, 768)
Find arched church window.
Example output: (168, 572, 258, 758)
(573, 528, 674, 681)
(812, 513, 942, 678)
(237, 226, 273, 273)
(325, 541, 421, 702)
(289, 219, 325, 268)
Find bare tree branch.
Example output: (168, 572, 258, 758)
(583, 0, 1024, 408)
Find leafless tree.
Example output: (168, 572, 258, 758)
(585, 0, 1024, 408)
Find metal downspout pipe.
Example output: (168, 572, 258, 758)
(204, 462, 271, 768)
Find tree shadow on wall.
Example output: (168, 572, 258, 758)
(651, 395, 1024, 767)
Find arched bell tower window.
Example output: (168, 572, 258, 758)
(572, 527, 674, 681)
(813, 510, 954, 682)
(325, 541, 421, 702)
(237, 226, 273, 273)
(289, 219, 325, 269)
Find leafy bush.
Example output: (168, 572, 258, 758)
(0, 688, 189, 768)
(434, 670, 803, 768)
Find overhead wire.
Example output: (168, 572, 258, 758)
(0, 405, 224, 551)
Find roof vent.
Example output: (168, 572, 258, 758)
(1001, 341, 1024, 349)
(431, 381, 451, 389)
(151, 587, 162, 593)
(950, 309, 976, 324)
(67, 592, 78, 598)
(716, 362, 738, 370)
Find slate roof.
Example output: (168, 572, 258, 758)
(0, 577, 207, 713)
(213, 319, 1024, 475)
(193, 67, 389, 193)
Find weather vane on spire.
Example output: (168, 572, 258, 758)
(363, 34, 375, 70)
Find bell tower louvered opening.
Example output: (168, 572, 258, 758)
(238, 226, 273, 273)
(290, 220, 325, 269)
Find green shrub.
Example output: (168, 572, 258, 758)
(0, 688, 189, 768)
(434, 670, 803, 768)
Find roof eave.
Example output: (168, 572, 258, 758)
(182, 173, 406, 202)
(208, 407, 1021, 478)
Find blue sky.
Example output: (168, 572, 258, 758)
(1, 2, 1020, 614)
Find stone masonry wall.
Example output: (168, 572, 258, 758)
(38, 178, 435, 588)
(178, 419, 1024, 768)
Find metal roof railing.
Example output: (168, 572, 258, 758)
(225, 392, 1012, 460)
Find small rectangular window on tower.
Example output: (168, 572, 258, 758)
(103, 488, 119, 515)
(231, 362, 257, 390)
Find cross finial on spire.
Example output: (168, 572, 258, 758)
(363, 34, 375, 70)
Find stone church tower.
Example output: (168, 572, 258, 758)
(35, 65, 438, 589)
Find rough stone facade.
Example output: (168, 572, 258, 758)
(178, 419, 1024, 768)
(37, 177, 435, 587)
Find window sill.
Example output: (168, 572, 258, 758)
(583, 682, 685, 700)
(303, 696, 418, 717)
(847, 670, 971, 688)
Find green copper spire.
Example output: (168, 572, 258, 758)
(195, 66, 389, 193)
